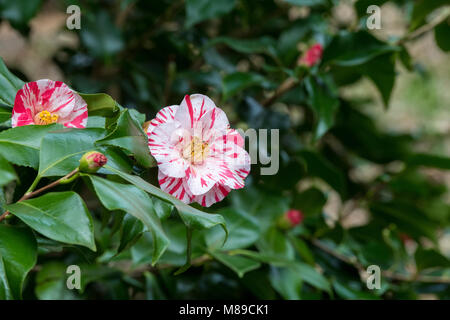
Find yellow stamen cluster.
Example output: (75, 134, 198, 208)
(34, 110, 59, 125)
(182, 137, 209, 164)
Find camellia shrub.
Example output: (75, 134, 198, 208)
(0, 0, 449, 300)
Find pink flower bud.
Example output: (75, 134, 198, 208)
(79, 151, 108, 173)
(299, 43, 323, 67)
(278, 209, 304, 229)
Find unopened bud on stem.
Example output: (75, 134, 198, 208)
(79, 151, 107, 173)
(278, 209, 304, 230)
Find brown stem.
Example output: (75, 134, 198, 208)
(0, 168, 79, 223)
(311, 239, 450, 284)
(262, 77, 299, 107)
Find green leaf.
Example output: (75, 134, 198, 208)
(256, 227, 295, 262)
(299, 150, 347, 198)
(269, 266, 302, 299)
(408, 153, 450, 170)
(79, 93, 119, 117)
(35, 262, 77, 300)
(208, 36, 276, 55)
(185, 0, 237, 28)
(322, 31, 399, 67)
(118, 214, 145, 253)
(205, 208, 260, 251)
(415, 248, 450, 272)
(209, 251, 261, 278)
(80, 11, 124, 59)
(359, 53, 396, 107)
(0, 57, 24, 107)
(370, 201, 439, 241)
(0, 225, 37, 300)
(97, 109, 155, 168)
(0, 106, 11, 123)
(6, 192, 96, 251)
(38, 128, 105, 177)
(0, 154, 16, 186)
(86, 175, 169, 264)
(0, 124, 63, 168)
(0, 0, 42, 33)
(292, 262, 331, 293)
(105, 165, 228, 237)
(333, 280, 380, 299)
(435, 19, 450, 52)
(305, 76, 340, 139)
(222, 72, 268, 101)
(293, 187, 327, 216)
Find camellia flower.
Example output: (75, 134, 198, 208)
(147, 94, 250, 207)
(11, 79, 88, 128)
(278, 209, 304, 229)
(299, 43, 323, 67)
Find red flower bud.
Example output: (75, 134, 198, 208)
(278, 209, 304, 229)
(299, 43, 323, 67)
(79, 151, 108, 173)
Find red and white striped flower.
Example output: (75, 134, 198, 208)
(147, 94, 250, 207)
(12, 79, 88, 128)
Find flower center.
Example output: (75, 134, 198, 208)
(182, 137, 209, 164)
(34, 110, 59, 125)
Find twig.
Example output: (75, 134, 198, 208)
(398, 8, 450, 45)
(262, 77, 299, 107)
(311, 239, 450, 284)
(0, 168, 80, 222)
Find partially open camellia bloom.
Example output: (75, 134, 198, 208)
(12, 79, 88, 128)
(299, 43, 323, 67)
(147, 94, 250, 207)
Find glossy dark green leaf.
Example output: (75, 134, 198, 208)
(256, 227, 295, 262)
(408, 153, 450, 170)
(322, 31, 399, 67)
(86, 174, 169, 264)
(222, 72, 268, 101)
(0, 154, 16, 186)
(293, 187, 327, 216)
(105, 165, 227, 236)
(305, 76, 340, 139)
(6, 192, 96, 251)
(269, 266, 302, 299)
(79, 93, 119, 117)
(97, 109, 155, 168)
(118, 214, 145, 253)
(39, 128, 105, 177)
(80, 11, 124, 58)
(185, 0, 237, 28)
(0, 225, 37, 300)
(0, 57, 24, 107)
(205, 208, 260, 251)
(209, 251, 261, 278)
(35, 262, 77, 300)
(299, 150, 347, 198)
(0, 123, 62, 168)
(208, 36, 276, 55)
(435, 19, 450, 52)
(0, 106, 11, 123)
(415, 248, 450, 272)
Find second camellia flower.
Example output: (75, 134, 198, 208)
(11, 79, 88, 128)
(147, 94, 250, 207)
